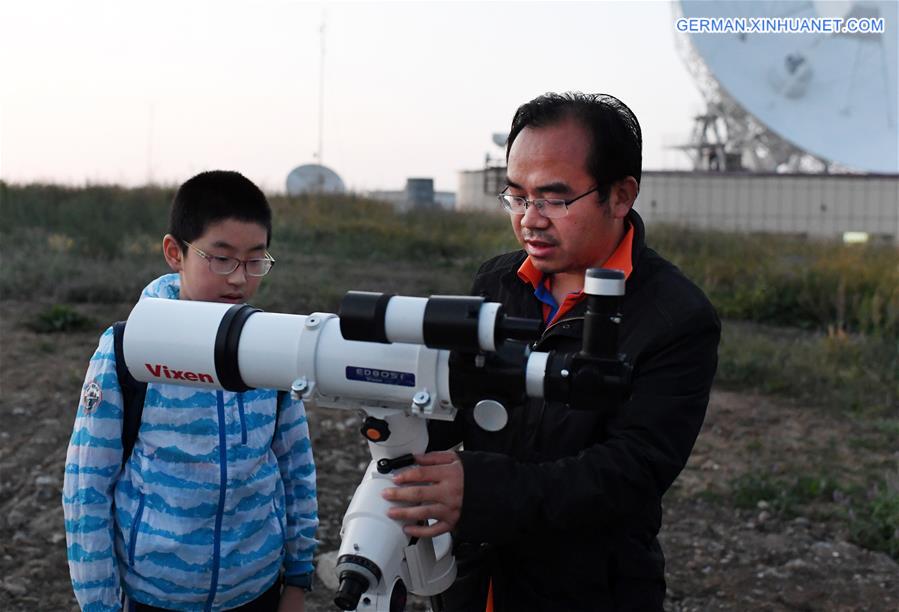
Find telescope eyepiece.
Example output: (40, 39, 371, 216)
(584, 268, 625, 297)
(581, 268, 625, 359)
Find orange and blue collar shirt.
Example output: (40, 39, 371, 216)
(517, 225, 635, 326)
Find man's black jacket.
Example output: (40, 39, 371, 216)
(428, 210, 720, 611)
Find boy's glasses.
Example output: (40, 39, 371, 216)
(497, 186, 599, 219)
(183, 241, 275, 277)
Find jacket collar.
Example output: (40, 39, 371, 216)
(499, 208, 647, 295)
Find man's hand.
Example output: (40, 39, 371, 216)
(277, 585, 305, 612)
(382, 451, 464, 537)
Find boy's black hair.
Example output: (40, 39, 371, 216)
(169, 170, 272, 250)
(506, 92, 642, 203)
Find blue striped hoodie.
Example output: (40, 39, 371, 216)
(63, 274, 318, 611)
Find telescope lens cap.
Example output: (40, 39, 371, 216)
(473, 400, 508, 432)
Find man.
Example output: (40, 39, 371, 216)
(384, 92, 720, 611)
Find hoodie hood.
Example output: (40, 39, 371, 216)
(139, 273, 181, 301)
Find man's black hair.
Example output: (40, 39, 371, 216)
(506, 92, 642, 203)
(169, 170, 272, 250)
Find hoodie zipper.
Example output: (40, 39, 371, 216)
(128, 493, 146, 566)
(204, 390, 228, 612)
(237, 393, 247, 444)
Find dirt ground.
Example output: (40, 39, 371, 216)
(0, 300, 896, 611)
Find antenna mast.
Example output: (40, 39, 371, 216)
(146, 102, 156, 185)
(316, 13, 325, 165)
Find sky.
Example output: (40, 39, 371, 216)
(1, 0, 707, 193)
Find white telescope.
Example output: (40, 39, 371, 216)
(123, 293, 545, 611)
(122, 270, 630, 611)
(124, 300, 457, 422)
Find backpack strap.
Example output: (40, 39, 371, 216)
(113, 321, 147, 468)
(273, 390, 288, 445)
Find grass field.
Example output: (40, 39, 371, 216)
(3, 182, 897, 334)
(1, 182, 897, 563)
(2, 181, 896, 414)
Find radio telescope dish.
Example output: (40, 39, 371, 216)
(286, 164, 346, 196)
(677, 0, 898, 173)
(491, 132, 509, 148)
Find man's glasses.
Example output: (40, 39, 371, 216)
(497, 186, 599, 219)
(183, 241, 275, 277)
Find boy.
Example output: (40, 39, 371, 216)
(63, 171, 318, 611)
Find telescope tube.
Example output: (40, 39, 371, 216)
(123, 298, 456, 416)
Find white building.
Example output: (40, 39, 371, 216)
(457, 169, 899, 244)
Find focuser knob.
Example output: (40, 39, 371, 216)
(360, 416, 391, 442)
